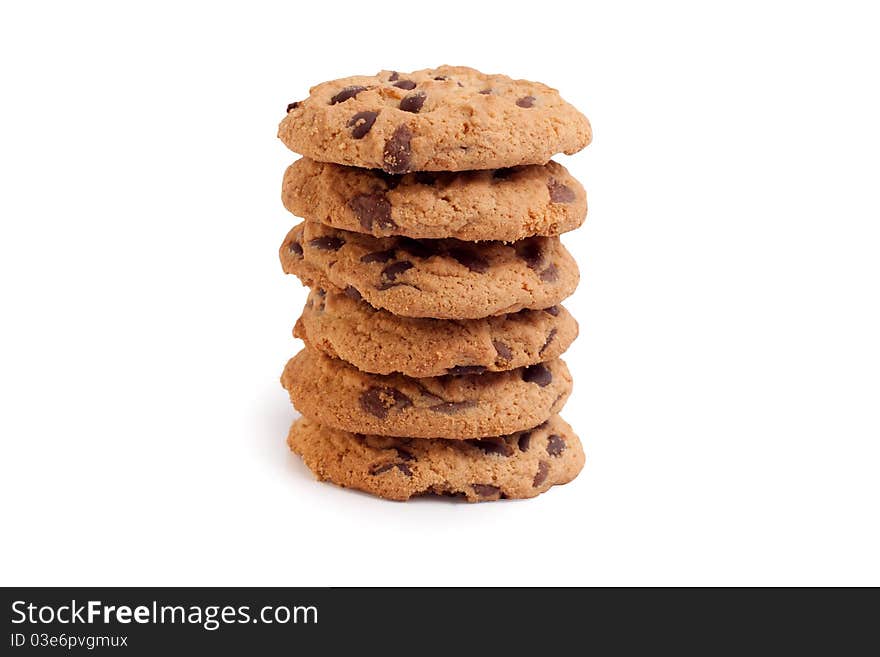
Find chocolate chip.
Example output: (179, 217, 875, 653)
(330, 85, 367, 105)
(316, 288, 326, 297)
(544, 305, 560, 316)
(516, 95, 536, 108)
(381, 261, 414, 282)
(360, 249, 396, 263)
(423, 487, 467, 499)
(479, 88, 492, 95)
(383, 124, 413, 174)
(395, 448, 415, 461)
(492, 341, 513, 364)
(518, 432, 532, 452)
(516, 239, 545, 269)
(396, 237, 436, 259)
(539, 328, 557, 356)
(286, 101, 300, 112)
(448, 247, 489, 273)
(344, 285, 362, 301)
(348, 193, 394, 231)
(447, 365, 487, 376)
(429, 400, 477, 414)
(522, 364, 552, 387)
(308, 236, 345, 251)
(548, 179, 576, 203)
(469, 438, 513, 457)
(388, 71, 399, 81)
(433, 75, 447, 81)
(546, 434, 566, 456)
(393, 80, 416, 90)
(413, 383, 442, 404)
(400, 91, 426, 113)
(359, 386, 412, 419)
(348, 111, 378, 139)
(369, 461, 412, 477)
(472, 484, 501, 498)
(539, 265, 559, 282)
(288, 241, 303, 258)
(369, 462, 395, 475)
(376, 277, 421, 292)
(533, 461, 549, 487)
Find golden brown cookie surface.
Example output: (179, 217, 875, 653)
(281, 348, 572, 439)
(278, 66, 592, 172)
(288, 415, 584, 502)
(295, 288, 577, 378)
(282, 158, 586, 242)
(279, 222, 579, 319)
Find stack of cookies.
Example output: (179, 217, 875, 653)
(277, 66, 591, 502)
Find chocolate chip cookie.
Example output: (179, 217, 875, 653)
(281, 348, 572, 439)
(282, 158, 587, 242)
(278, 66, 592, 172)
(294, 287, 577, 378)
(279, 222, 579, 319)
(287, 414, 584, 502)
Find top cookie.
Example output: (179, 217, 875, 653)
(278, 66, 592, 172)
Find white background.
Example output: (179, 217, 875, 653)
(1, 1, 878, 586)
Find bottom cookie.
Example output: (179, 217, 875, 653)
(287, 415, 585, 502)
